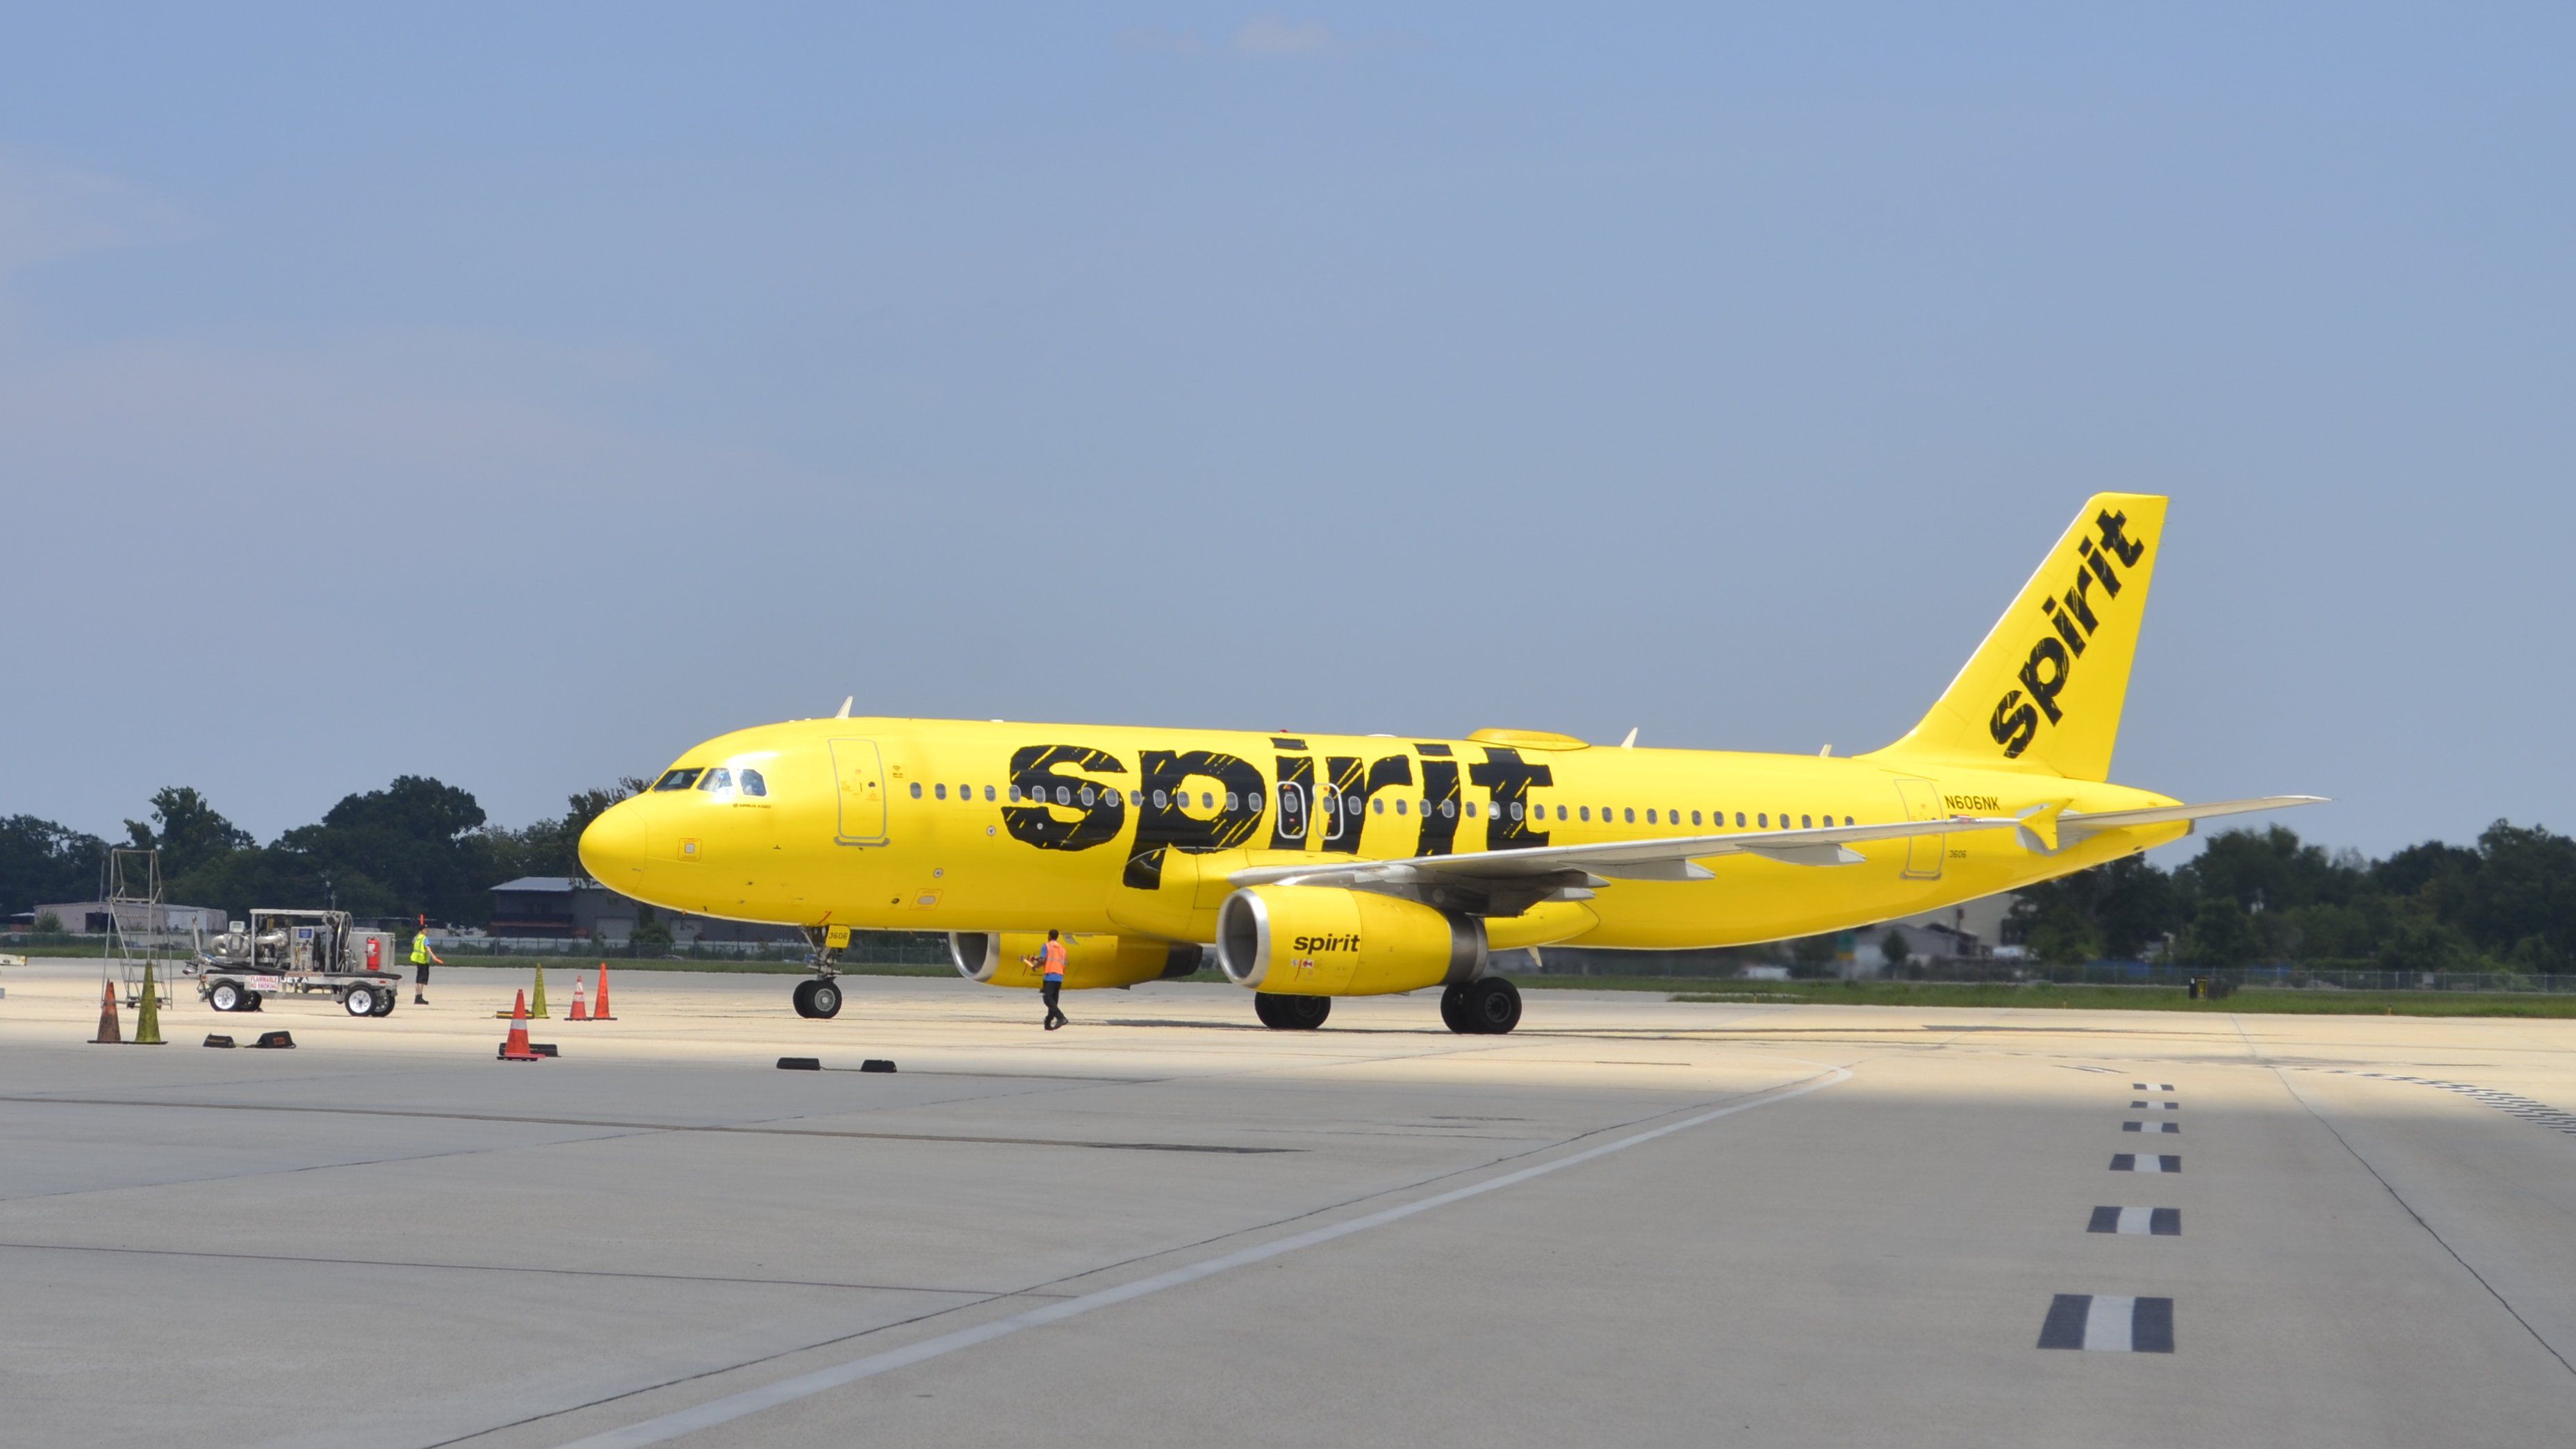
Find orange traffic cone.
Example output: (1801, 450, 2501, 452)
(497, 989, 543, 1061)
(90, 981, 122, 1044)
(591, 963, 616, 1021)
(568, 979, 589, 1022)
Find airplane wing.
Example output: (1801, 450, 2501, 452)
(1229, 814, 2024, 890)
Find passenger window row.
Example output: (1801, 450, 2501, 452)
(889, 776, 1862, 834)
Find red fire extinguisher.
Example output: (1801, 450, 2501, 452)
(365, 937, 382, 974)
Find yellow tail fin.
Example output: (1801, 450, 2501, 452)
(1870, 493, 2167, 781)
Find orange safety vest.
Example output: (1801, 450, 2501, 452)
(1040, 940, 1066, 980)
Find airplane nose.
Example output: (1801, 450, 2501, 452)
(580, 798, 650, 881)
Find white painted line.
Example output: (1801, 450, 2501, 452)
(2084, 1294, 2136, 1351)
(555, 1067, 1853, 1448)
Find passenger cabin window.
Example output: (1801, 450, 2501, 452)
(1801, 814, 1812, 828)
(1441, 799, 1455, 819)
(1225, 792, 1239, 811)
(1646, 809, 1657, 824)
(909, 783, 924, 799)
(934, 784, 947, 800)
(1757, 812, 1767, 827)
(740, 769, 767, 797)
(698, 767, 732, 793)
(1579, 806, 1591, 821)
(1624, 808, 1635, 824)
(1081, 787, 1097, 806)
(654, 769, 703, 792)
(1557, 805, 1569, 821)
(1691, 810, 1702, 826)
(985, 785, 996, 802)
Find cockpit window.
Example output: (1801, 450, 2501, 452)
(740, 769, 768, 797)
(653, 769, 703, 792)
(698, 767, 732, 793)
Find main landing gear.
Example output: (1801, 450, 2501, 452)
(792, 978, 844, 1020)
(1254, 992, 1331, 1030)
(1441, 977, 1522, 1035)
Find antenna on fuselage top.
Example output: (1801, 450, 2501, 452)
(1619, 727, 1638, 749)
(835, 696, 852, 719)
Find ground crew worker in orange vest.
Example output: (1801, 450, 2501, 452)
(410, 915, 445, 1006)
(1025, 929, 1068, 1030)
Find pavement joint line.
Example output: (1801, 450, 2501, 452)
(475, 1063, 1855, 1449)
(0, 1095, 1299, 1154)
(0, 1240, 1019, 1295)
(2274, 1065, 2576, 1377)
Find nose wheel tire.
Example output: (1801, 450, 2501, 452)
(1451, 977, 1521, 1035)
(1254, 992, 1331, 1030)
(793, 979, 844, 1020)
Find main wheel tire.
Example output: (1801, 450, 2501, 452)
(810, 980, 844, 1019)
(791, 979, 820, 1018)
(1463, 977, 1521, 1034)
(344, 986, 379, 1017)
(209, 981, 244, 1013)
(1440, 982, 1472, 1033)
(1254, 992, 1330, 1030)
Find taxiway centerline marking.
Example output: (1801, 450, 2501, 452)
(551, 1065, 1853, 1449)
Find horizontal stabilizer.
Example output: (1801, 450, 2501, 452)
(2031, 795, 2328, 853)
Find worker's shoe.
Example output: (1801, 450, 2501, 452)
(414, 995, 429, 1005)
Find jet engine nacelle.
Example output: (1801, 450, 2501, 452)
(1215, 885, 1486, 997)
(948, 932, 1203, 990)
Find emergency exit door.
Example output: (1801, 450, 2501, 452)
(831, 739, 889, 845)
(1894, 777, 1945, 880)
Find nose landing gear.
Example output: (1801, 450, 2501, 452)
(791, 978, 844, 1019)
(793, 923, 845, 1019)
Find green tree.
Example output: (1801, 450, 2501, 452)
(1878, 927, 1910, 970)
(0, 815, 108, 917)
(2179, 897, 2263, 967)
(123, 787, 254, 881)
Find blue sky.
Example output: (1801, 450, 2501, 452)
(3, 4, 2570, 857)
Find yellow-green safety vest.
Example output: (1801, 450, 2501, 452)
(410, 933, 431, 965)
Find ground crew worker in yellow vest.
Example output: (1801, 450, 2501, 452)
(410, 915, 445, 1005)
(1024, 929, 1068, 1030)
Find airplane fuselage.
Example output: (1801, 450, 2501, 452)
(584, 717, 2182, 956)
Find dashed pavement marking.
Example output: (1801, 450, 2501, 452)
(2311, 1071, 2576, 1136)
(2087, 1206, 2181, 1236)
(2110, 1154, 2181, 1173)
(2038, 1294, 2174, 1352)
(2122, 1120, 2180, 1133)
(2132, 1082, 2174, 1091)
(2130, 1101, 2180, 1110)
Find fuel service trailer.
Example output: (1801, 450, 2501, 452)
(192, 910, 406, 1017)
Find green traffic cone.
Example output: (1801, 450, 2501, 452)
(530, 961, 550, 1018)
(133, 963, 165, 1046)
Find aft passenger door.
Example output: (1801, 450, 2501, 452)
(831, 739, 890, 845)
(1894, 777, 1944, 880)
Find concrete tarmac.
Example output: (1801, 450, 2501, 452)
(5, 959, 2575, 1448)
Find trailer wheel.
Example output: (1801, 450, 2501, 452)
(373, 989, 397, 1017)
(210, 981, 245, 1013)
(344, 986, 380, 1017)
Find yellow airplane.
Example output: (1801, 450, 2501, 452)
(580, 494, 2318, 1033)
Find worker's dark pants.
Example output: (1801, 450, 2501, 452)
(1042, 980, 1065, 1025)
(414, 962, 430, 988)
